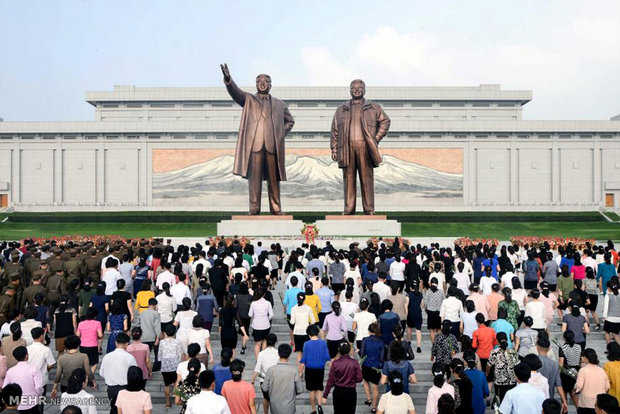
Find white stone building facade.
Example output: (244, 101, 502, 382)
(0, 84, 618, 211)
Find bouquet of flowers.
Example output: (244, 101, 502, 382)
(301, 224, 319, 245)
(366, 237, 411, 249)
(509, 236, 595, 250)
(453, 237, 499, 248)
(206, 236, 251, 248)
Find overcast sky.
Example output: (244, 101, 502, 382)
(0, 0, 619, 122)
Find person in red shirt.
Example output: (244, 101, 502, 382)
(472, 312, 498, 373)
(221, 359, 256, 414)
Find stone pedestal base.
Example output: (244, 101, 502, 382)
(217, 216, 304, 236)
(315, 216, 401, 236)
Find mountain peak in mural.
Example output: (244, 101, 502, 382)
(153, 154, 462, 200)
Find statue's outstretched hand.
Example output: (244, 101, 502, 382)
(220, 63, 231, 83)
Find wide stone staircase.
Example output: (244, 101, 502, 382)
(42, 284, 611, 413)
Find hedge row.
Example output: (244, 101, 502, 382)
(7, 211, 604, 223)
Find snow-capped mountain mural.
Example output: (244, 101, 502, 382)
(152, 153, 463, 204)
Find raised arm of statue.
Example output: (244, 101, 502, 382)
(220, 63, 247, 107)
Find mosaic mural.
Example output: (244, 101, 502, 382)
(152, 148, 463, 209)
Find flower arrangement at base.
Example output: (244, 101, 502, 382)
(301, 224, 319, 245)
(366, 237, 411, 249)
(454, 237, 500, 248)
(509, 236, 595, 250)
(207, 236, 252, 248)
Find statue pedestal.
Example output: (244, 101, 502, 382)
(217, 216, 304, 236)
(315, 215, 401, 236)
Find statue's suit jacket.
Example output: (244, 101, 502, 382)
(330, 99, 391, 168)
(225, 79, 295, 180)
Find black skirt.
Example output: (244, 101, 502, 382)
(221, 327, 238, 349)
(79, 346, 99, 367)
(585, 294, 598, 311)
(253, 328, 271, 342)
(294, 334, 310, 352)
(427, 310, 441, 330)
(304, 367, 325, 391)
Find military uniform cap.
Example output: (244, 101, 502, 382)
(89, 248, 97, 255)
(32, 273, 42, 281)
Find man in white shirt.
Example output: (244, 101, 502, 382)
(583, 250, 598, 274)
(99, 333, 137, 414)
(192, 251, 212, 274)
(156, 262, 176, 291)
(352, 298, 377, 347)
(440, 287, 464, 335)
(170, 273, 192, 311)
(373, 273, 391, 303)
(185, 370, 231, 414)
(453, 262, 471, 295)
(100, 248, 117, 270)
(27, 327, 55, 396)
(285, 263, 306, 289)
(221, 252, 235, 271)
(389, 254, 406, 289)
(251, 334, 279, 414)
(101, 257, 122, 296)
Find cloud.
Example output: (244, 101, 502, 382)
(297, 9, 620, 120)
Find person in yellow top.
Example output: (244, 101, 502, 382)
(604, 341, 620, 399)
(135, 279, 155, 313)
(303, 282, 322, 323)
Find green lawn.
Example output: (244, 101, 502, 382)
(1, 219, 618, 240)
(604, 211, 620, 221)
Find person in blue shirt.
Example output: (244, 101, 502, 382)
(196, 280, 218, 331)
(492, 307, 515, 349)
(315, 277, 335, 327)
(378, 299, 401, 345)
(363, 262, 379, 285)
(473, 252, 485, 285)
(560, 250, 575, 273)
(482, 250, 500, 280)
(300, 324, 331, 414)
(283, 275, 304, 346)
(360, 322, 385, 413)
(212, 347, 233, 395)
(380, 341, 416, 394)
(498, 362, 546, 414)
(598, 253, 618, 296)
(463, 350, 489, 414)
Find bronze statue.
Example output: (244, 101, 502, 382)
(220, 63, 295, 215)
(331, 79, 391, 215)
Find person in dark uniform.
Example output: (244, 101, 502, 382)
(32, 261, 51, 288)
(7, 275, 22, 314)
(0, 285, 16, 327)
(24, 251, 42, 287)
(63, 250, 82, 287)
(47, 249, 65, 275)
(21, 272, 45, 311)
(46, 268, 67, 318)
(2, 252, 23, 289)
(84, 248, 101, 284)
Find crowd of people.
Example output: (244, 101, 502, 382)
(0, 237, 618, 414)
